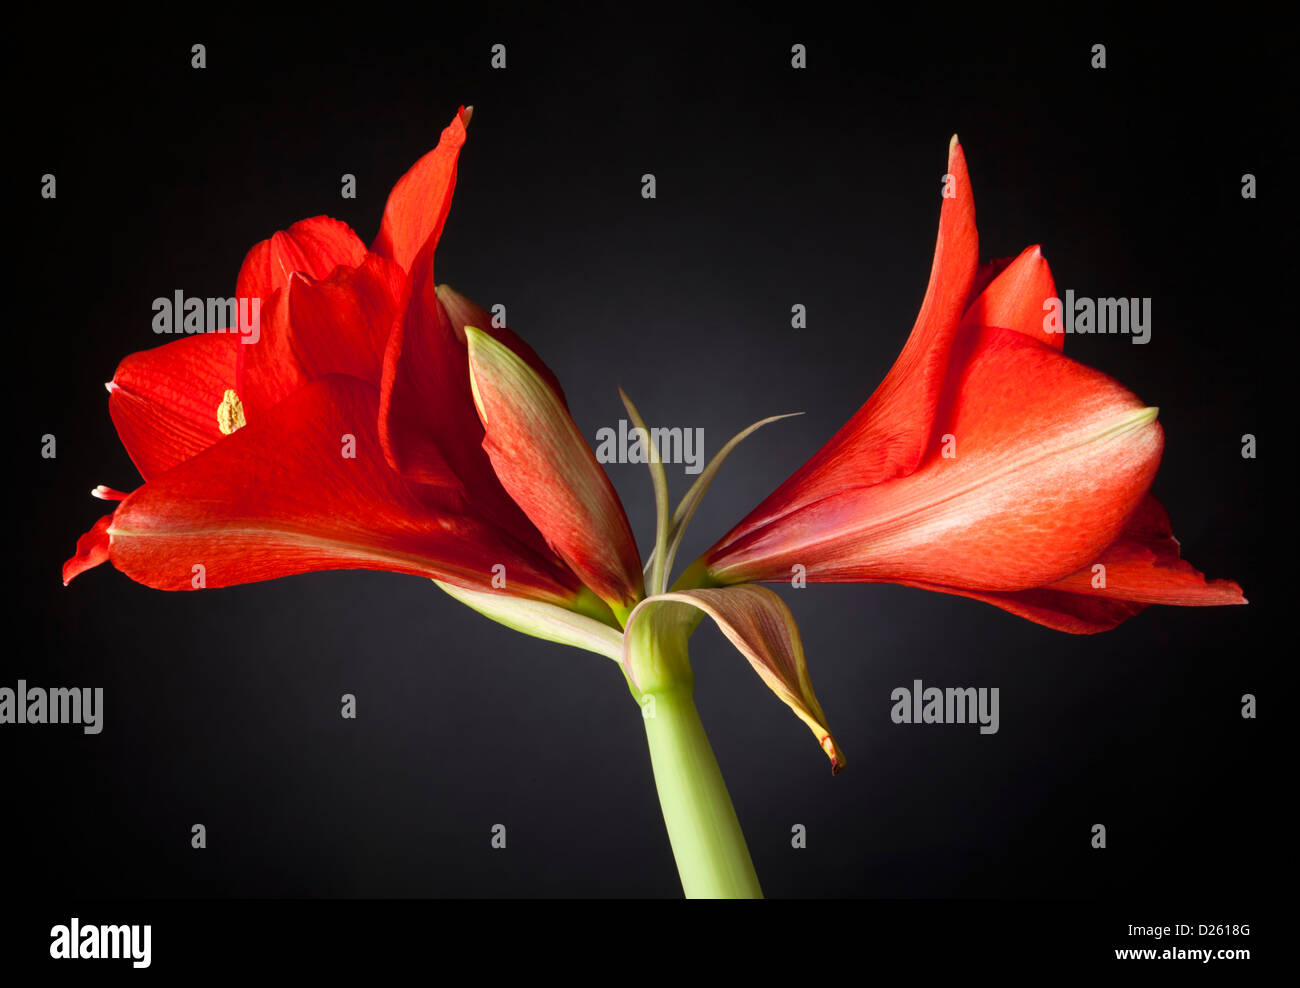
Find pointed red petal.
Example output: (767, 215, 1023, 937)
(830, 496, 1244, 633)
(235, 216, 368, 306)
(105, 375, 578, 602)
(108, 333, 240, 480)
(710, 138, 979, 548)
(710, 327, 1163, 591)
(371, 107, 471, 274)
(63, 513, 115, 585)
(961, 245, 1063, 350)
(1046, 495, 1247, 606)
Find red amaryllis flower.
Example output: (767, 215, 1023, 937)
(63, 107, 642, 622)
(700, 137, 1245, 633)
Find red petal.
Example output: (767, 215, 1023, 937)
(895, 497, 1245, 632)
(710, 137, 979, 546)
(235, 216, 368, 306)
(62, 513, 115, 585)
(1046, 495, 1247, 606)
(896, 580, 1149, 634)
(378, 245, 485, 491)
(378, 254, 579, 580)
(289, 254, 404, 384)
(236, 253, 405, 419)
(710, 327, 1163, 590)
(105, 375, 579, 602)
(231, 288, 303, 420)
(967, 255, 1015, 301)
(108, 333, 240, 480)
(371, 107, 471, 274)
(960, 245, 1063, 350)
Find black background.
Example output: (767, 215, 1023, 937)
(9, 4, 1283, 916)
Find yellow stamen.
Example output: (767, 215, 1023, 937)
(217, 389, 246, 435)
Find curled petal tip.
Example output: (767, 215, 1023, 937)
(625, 587, 839, 773)
(371, 106, 470, 272)
(63, 513, 114, 585)
(462, 105, 474, 126)
(821, 735, 845, 774)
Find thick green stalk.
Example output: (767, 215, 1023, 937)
(628, 616, 762, 899)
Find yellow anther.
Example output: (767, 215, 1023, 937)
(217, 389, 246, 435)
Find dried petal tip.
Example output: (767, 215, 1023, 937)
(821, 736, 844, 775)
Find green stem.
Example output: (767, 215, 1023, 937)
(629, 618, 762, 898)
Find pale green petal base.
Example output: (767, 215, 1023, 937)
(433, 580, 623, 660)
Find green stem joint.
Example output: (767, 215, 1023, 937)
(627, 615, 762, 899)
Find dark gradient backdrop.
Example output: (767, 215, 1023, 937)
(11, 9, 1282, 900)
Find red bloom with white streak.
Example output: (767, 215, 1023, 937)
(64, 107, 640, 622)
(701, 138, 1245, 633)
